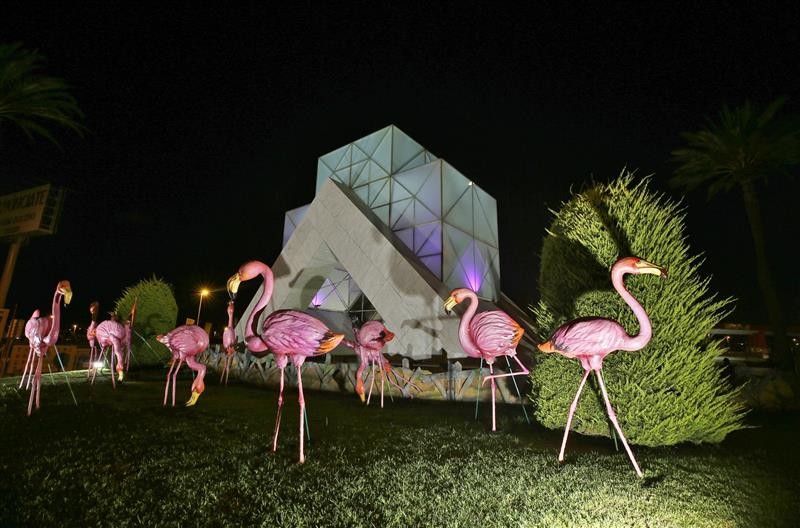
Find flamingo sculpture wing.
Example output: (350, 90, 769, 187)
(220, 300, 237, 385)
(95, 318, 127, 388)
(444, 288, 529, 431)
(158, 325, 209, 407)
(21, 281, 72, 415)
(227, 260, 345, 464)
(538, 256, 667, 478)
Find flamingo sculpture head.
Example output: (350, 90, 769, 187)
(442, 287, 475, 314)
(226, 260, 264, 299)
(613, 256, 668, 279)
(57, 280, 73, 306)
(89, 301, 99, 319)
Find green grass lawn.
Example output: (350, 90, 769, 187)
(1, 372, 798, 527)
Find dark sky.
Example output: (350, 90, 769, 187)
(2, 2, 799, 331)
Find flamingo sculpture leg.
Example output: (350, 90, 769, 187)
(444, 288, 527, 432)
(157, 325, 209, 407)
(124, 300, 137, 373)
(228, 260, 345, 464)
(86, 302, 99, 379)
(23, 281, 72, 415)
(220, 300, 237, 385)
(538, 256, 667, 478)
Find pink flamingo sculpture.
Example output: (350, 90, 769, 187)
(158, 324, 209, 407)
(227, 260, 345, 464)
(343, 321, 413, 408)
(538, 256, 667, 478)
(219, 300, 236, 385)
(95, 311, 130, 388)
(86, 302, 100, 381)
(444, 288, 528, 432)
(20, 280, 72, 415)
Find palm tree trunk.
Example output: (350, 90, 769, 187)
(740, 180, 792, 371)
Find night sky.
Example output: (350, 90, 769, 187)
(2, 2, 799, 331)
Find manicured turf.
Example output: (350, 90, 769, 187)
(1, 372, 798, 527)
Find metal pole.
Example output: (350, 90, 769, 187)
(196, 294, 204, 325)
(0, 237, 24, 309)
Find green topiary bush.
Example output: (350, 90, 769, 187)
(531, 171, 747, 446)
(114, 276, 178, 367)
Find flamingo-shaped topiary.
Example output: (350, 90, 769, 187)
(538, 256, 667, 478)
(227, 260, 345, 464)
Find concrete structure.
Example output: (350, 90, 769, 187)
(237, 126, 530, 359)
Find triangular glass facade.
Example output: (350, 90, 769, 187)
(285, 125, 501, 304)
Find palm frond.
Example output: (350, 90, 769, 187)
(669, 98, 800, 198)
(0, 42, 87, 146)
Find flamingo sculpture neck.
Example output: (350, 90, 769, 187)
(455, 289, 481, 357)
(242, 261, 274, 353)
(612, 264, 652, 351)
(44, 286, 65, 346)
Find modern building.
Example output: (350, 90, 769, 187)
(236, 126, 534, 359)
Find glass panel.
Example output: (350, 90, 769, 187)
(417, 164, 442, 217)
(442, 162, 469, 214)
(394, 163, 433, 195)
(320, 144, 349, 174)
(351, 143, 369, 165)
(372, 204, 390, 224)
(417, 223, 442, 256)
(354, 185, 369, 205)
(335, 145, 352, 170)
(419, 254, 442, 278)
(444, 187, 474, 234)
(370, 178, 390, 207)
(366, 159, 390, 185)
(390, 198, 414, 229)
(350, 159, 368, 187)
(372, 129, 392, 174)
(391, 126, 425, 173)
(316, 160, 334, 193)
(474, 189, 499, 246)
(354, 126, 391, 159)
(413, 200, 438, 225)
(395, 227, 415, 252)
(404, 151, 430, 172)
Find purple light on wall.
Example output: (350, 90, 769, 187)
(461, 248, 484, 292)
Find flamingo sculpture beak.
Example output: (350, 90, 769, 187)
(186, 390, 201, 406)
(227, 273, 241, 299)
(635, 259, 668, 279)
(62, 288, 73, 305)
(383, 330, 395, 342)
(443, 296, 457, 313)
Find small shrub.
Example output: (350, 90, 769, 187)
(114, 276, 177, 366)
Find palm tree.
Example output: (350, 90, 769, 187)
(670, 98, 800, 371)
(0, 42, 86, 146)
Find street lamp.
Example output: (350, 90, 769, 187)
(196, 289, 210, 325)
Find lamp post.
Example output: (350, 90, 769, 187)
(196, 289, 210, 325)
